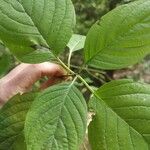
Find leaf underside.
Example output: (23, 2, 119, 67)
(67, 34, 86, 52)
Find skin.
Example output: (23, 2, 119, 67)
(0, 62, 66, 107)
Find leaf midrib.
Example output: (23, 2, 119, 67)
(47, 83, 75, 149)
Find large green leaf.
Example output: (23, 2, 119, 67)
(88, 79, 150, 150)
(0, 0, 75, 60)
(84, 0, 150, 70)
(25, 82, 87, 150)
(0, 92, 37, 149)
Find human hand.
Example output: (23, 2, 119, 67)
(0, 62, 66, 106)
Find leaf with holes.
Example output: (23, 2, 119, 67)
(0, 0, 75, 60)
(0, 92, 37, 149)
(25, 82, 87, 150)
(84, 0, 150, 70)
(88, 79, 150, 150)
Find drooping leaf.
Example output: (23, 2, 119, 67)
(25, 82, 87, 150)
(88, 79, 150, 150)
(0, 92, 37, 149)
(84, 0, 150, 70)
(0, 44, 11, 76)
(67, 34, 86, 52)
(0, 0, 75, 60)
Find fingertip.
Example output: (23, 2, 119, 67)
(39, 62, 67, 77)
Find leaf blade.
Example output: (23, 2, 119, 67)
(88, 96, 149, 150)
(67, 34, 86, 52)
(84, 0, 150, 69)
(20, 48, 57, 63)
(0, 0, 75, 59)
(25, 82, 87, 150)
(0, 92, 37, 149)
(96, 79, 150, 143)
(88, 79, 150, 149)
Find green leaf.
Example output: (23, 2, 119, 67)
(0, 92, 37, 149)
(84, 0, 150, 70)
(25, 82, 87, 150)
(89, 96, 148, 150)
(20, 48, 57, 64)
(12, 132, 26, 150)
(67, 34, 86, 52)
(0, 44, 11, 76)
(88, 79, 150, 150)
(0, 0, 75, 59)
(67, 34, 86, 67)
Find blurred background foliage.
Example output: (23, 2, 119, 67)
(72, 0, 135, 34)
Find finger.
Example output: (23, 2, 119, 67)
(1, 63, 31, 82)
(37, 62, 67, 78)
